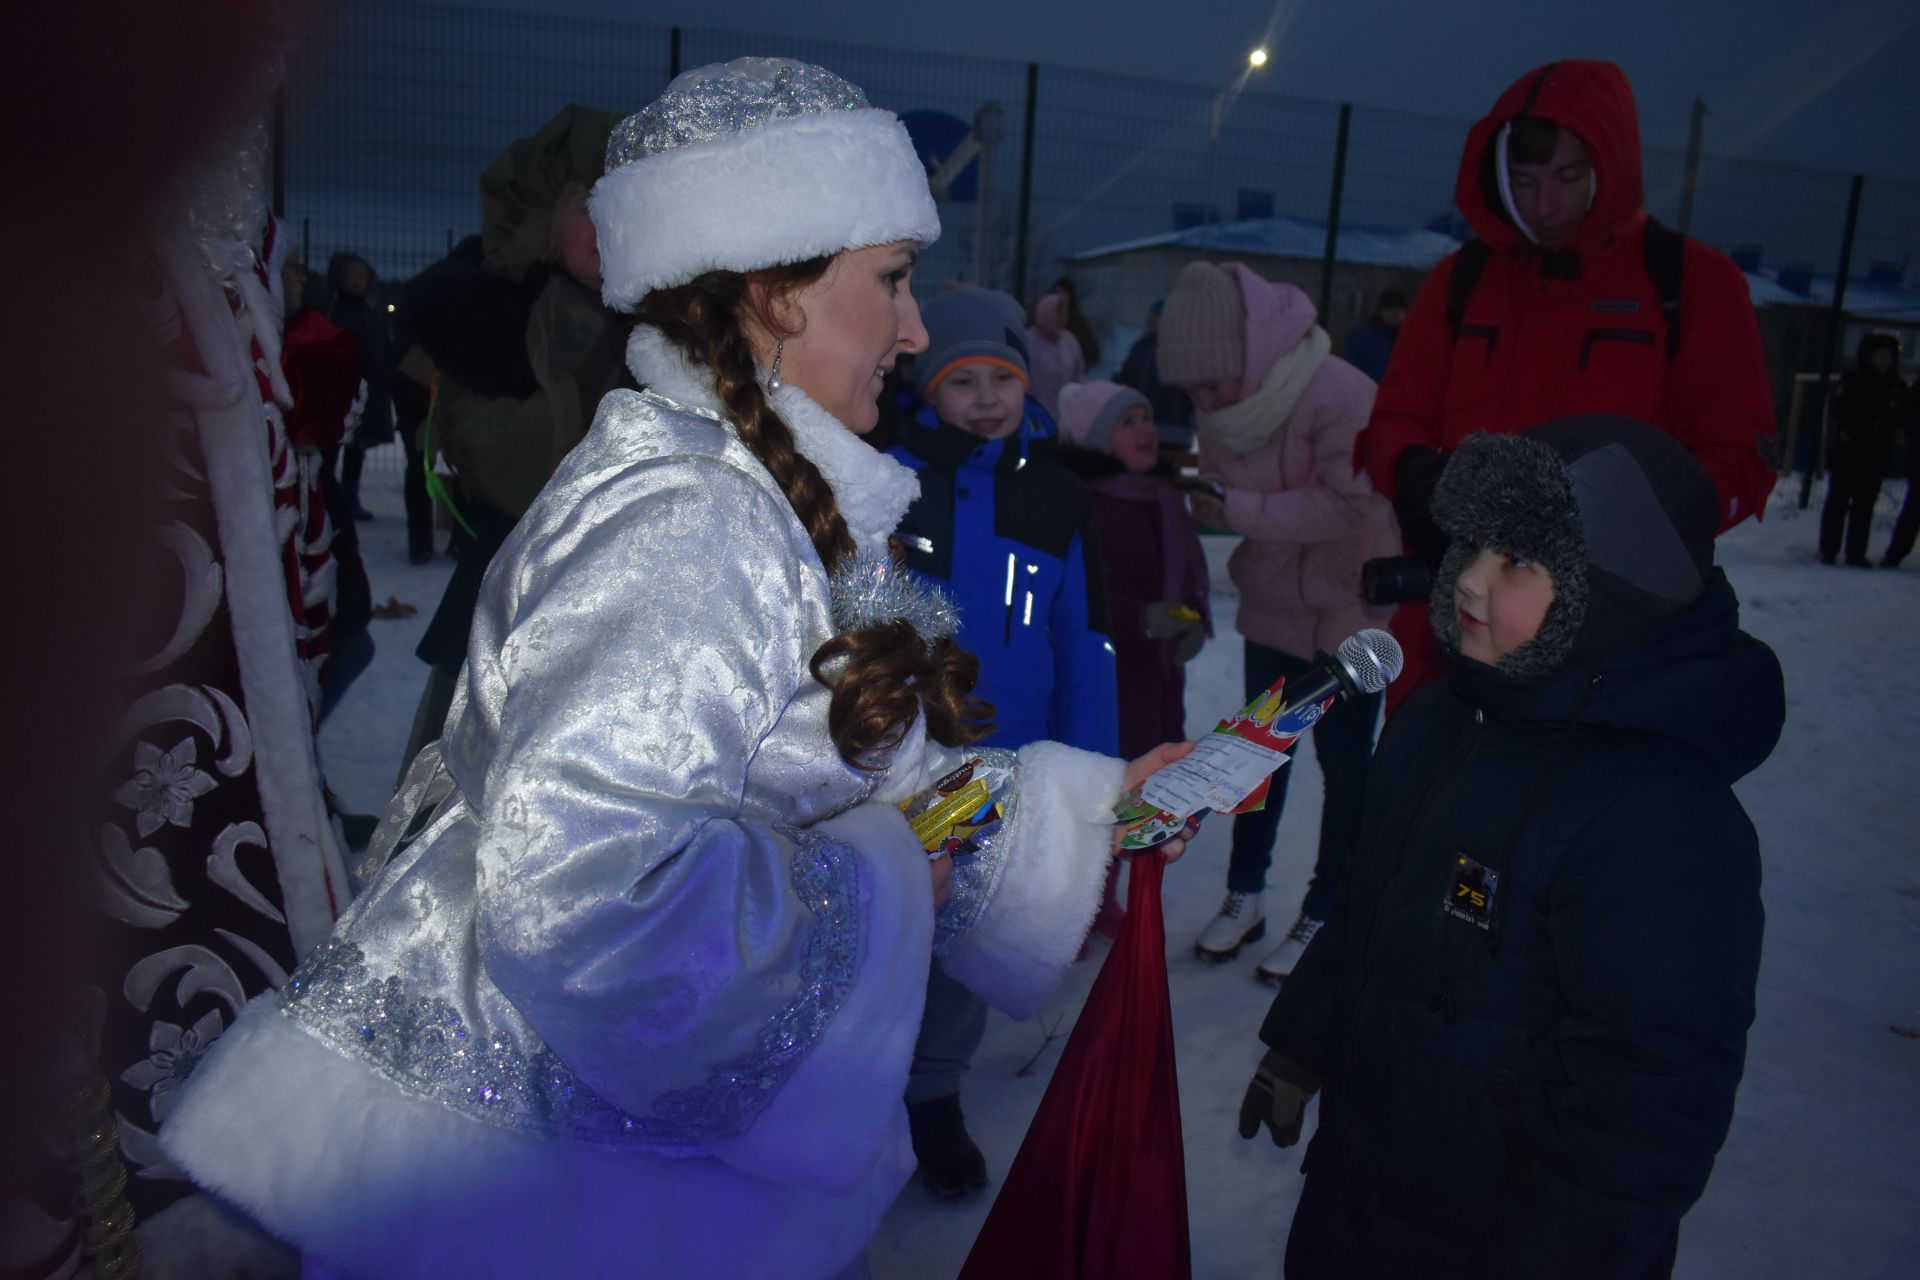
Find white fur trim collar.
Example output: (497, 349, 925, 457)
(626, 325, 919, 555)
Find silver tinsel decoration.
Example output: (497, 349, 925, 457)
(607, 57, 870, 171)
(827, 546, 959, 644)
(178, 1, 302, 273)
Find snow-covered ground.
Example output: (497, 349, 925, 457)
(324, 454, 1920, 1279)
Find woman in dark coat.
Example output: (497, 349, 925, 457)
(1242, 417, 1784, 1280)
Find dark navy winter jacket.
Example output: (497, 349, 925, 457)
(1262, 569, 1783, 1280)
(1340, 317, 1399, 385)
(887, 405, 1118, 754)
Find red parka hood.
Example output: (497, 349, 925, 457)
(1455, 60, 1645, 255)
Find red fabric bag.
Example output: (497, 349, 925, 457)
(958, 854, 1190, 1280)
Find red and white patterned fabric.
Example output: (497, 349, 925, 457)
(101, 211, 350, 1223)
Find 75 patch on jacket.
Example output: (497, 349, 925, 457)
(1442, 854, 1499, 930)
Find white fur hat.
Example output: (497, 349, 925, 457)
(591, 57, 941, 310)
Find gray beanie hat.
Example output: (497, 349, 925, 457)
(1429, 416, 1719, 679)
(915, 287, 1030, 395)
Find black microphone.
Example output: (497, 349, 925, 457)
(1116, 629, 1404, 851)
(1270, 628, 1405, 723)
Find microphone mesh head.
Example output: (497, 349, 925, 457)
(1337, 628, 1404, 695)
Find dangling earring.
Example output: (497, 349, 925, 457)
(768, 339, 785, 390)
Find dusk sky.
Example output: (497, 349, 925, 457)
(523, 0, 1920, 183)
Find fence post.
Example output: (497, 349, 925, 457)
(1798, 172, 1865, 509)
(1677, 98, 1704, 233)
(1319, 103, 1351, 324)
(1013, 62, 1038, 302)
(669, 27, 681, 78)
(271, 85, 287, 219)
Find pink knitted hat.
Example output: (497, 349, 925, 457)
(1155, 260, 1245, 386)
(1057, 380, 1149, 452)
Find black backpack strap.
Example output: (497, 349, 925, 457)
(1642, 217, 1685, 358)
(1446, 239, 1491, 339)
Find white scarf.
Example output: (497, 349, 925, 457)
(1196, 325, 1332, 455)
(623, 324, 920, 556)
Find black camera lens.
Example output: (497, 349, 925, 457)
(1361, 555, 1433, 605)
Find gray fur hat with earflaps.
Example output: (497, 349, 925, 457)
(1428, 416, 1720, 680)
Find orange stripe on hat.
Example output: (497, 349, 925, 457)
(923, 355, 1030, 400)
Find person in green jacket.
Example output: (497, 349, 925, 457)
(398, 104, 632, 778)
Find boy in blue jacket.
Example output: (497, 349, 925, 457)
(1240, 416, 1782, 1279)
(888, 287, 1119, 1197)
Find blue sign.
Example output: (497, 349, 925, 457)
(901, 109, 978, 203)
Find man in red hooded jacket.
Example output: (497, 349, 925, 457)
(1358, 60, 1777, 712)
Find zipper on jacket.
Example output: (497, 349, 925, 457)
(1340, 707, 1488, 1062)
(1478, 674, 1604, 959)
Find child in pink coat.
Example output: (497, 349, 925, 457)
(1156, 260, 1399, 982)
(1026, 291, 1085, 420)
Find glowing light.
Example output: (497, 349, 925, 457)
(1249, 47, 1269, 68)
(386, 303, 396, 313)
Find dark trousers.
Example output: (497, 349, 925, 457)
(338, 442, 368, 515)
(907, 957, 989, 1105)
(317, 627, 375, 726)
(1819, 464, 1883, 562)
(1886, 480, 1920, 565)
(400, 418, 434, 558)
(1226, 641, 1381, 920)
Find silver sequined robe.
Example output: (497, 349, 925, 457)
(161, 327, 1123, 1279)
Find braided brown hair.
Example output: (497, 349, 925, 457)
(641, 260, 992, 766)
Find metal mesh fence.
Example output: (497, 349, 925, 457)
(1852, 177, 1920, 283)
(1023, 67, 1344, 271)
(1687, 155, 1858, 273)
(1341, 106, 1474, 235)
(285, 1, 672, 282)
(283, 0, 1920, 332)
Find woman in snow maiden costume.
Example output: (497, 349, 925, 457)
(160, 58, 1191, 1280)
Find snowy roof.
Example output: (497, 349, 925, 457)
(1067, 218, 1920, 320)
(1744, 269, 1920, 321)
(1066, 216, 1462, 270)
(1744, 272, 1805, 309)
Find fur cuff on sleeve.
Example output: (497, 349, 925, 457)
(712, 801, 932, 1196)
(938, 742, 1124, 1019)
